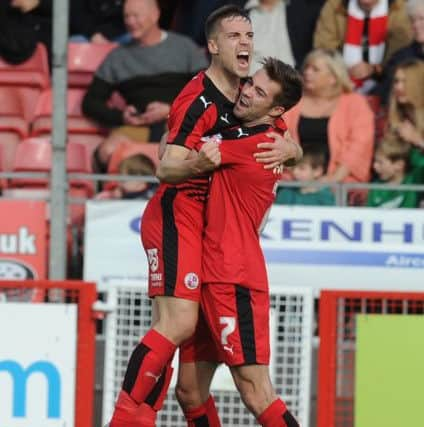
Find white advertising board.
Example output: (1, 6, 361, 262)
(85, 201, 424, 292)
(263, 206, 424, 291)
(0, 303, 77, 427)
(84, 200, 149, 291)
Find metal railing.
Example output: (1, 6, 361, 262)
(1, 171, 424, 207)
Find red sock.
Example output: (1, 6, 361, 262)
(109, 390, 156, 427)
(122, 329, 176, 404)
(258, 399, 299, 427)
(183, 395, 221, 427)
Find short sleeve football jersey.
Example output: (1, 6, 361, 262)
(202, 123, 285, 291)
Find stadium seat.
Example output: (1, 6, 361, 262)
(0, 133, 20, 172)
(31, 88, 103, 136)
(0, 44, 50, 122)
(67, 42, 117, 88)
(0, 43, 50, 90)
(10, 137, 51, 187)
(9, 138, 94, 196)
(0, 87, 28, 138)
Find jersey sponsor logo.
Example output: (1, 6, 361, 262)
(147, 248, 159, 272)
(220, 113, 230, 124)
(184, 272, 199, 290)
(236, 127, 249, 138)
(199, 95, 213, 109)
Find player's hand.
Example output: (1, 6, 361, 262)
(138, 102, 171, 125)
(196, 141, 221, 172)
(123, 105, 145, 126)
(254, 131, 300, 170)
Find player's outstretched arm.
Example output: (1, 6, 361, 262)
(254, 131, 303, 169)
(156, 142, 221, 184)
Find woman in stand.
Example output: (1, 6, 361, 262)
(283, 49, 375, 188)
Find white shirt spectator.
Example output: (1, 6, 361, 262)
(245, 0, 295, 73)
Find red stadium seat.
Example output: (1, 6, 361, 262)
(31, 88, 103, 136)
(67, 42, 117, 88)
(10, 138, 51, 187)
(0, 44, 49, 90)
(9, 138, 94, 196)
(0, 87, 28, 138)
(0, 133, 20, 171)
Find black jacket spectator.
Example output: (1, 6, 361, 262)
(0, 0, 52, 65)
(70, 0, 126, 42)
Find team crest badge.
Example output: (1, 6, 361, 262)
(184, 273, 199, 290)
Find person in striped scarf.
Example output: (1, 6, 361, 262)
(313, 0, 412, 92)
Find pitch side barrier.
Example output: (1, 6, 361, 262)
(0, 280, 100, 427)
(318, 290, 424, 427)
(101, 283, 314, 427)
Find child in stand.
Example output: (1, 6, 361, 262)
(96, 153, 157, 200)
(367, 138, 422, 208)
(275, 147, 335, 206)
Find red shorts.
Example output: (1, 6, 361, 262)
(180, 283, 270, 366)
(140, 187, 205, 302)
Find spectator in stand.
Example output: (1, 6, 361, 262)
(384, 59, 424, 171)
(283, 49, 375, 185)
(374, 0, 424, 103)
(173, 0, 248, 47)
(96, 153, 157, 199)
(82, 0, 208, 173)
(367, 138, 422, 207)
(245, 0, 325, 71)
(313, 0, 412, 93)
(0, 0, 52, 65)
(275, 146, 335, 205)
(69, 0, 129, 44)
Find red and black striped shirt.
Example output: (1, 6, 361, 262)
(162, 71, 238, 203)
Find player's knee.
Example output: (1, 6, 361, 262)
(156, 310, 197, 344)
(175, 382, 203, 409)
(173, 314, 198, 342)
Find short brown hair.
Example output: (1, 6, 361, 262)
(205, 5, 251, 40)
(301, 146, 328, 170)
(376, 139, 411, 171)
(260, 57, 303, 111)
(119, 154, 156, 176)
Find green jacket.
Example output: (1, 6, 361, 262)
(366, 172, 422, 208)
(275, 186, 336, 206)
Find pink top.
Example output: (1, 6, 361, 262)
(283, 92, 375, 183)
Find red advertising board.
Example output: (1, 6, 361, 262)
(0, 200, 47, 280)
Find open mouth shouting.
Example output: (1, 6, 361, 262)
(237, 51, 250, 69)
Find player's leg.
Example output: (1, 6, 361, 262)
(230, 364, 298, 427)
(110, 192, 203, 426)
(176, 310, 222, 426)
(176, 361, 221, 427)
(201, 283, 299, 427)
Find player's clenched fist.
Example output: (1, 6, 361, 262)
(196, 141, 222, 172)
